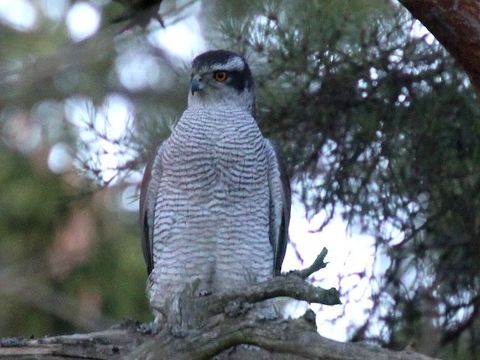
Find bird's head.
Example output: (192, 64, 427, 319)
(188, 50, 255, 115)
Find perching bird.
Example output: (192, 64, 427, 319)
(140, 50, 291, 324)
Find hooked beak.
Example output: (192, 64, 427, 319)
(191, 77, 203, 95)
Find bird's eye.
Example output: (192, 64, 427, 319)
(213, 71, 228, 82)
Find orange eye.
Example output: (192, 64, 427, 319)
(213, 71, 228, 82)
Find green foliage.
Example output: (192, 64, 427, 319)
(0, 146, 68, 259)
(0, 142, 151, 336)
(0, 145, 66, 335)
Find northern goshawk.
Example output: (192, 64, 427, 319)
(140, 50, 291, 323)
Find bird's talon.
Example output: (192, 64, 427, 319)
(198, 290, 212, 297)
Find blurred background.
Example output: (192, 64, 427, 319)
(0, 1, 479, 359)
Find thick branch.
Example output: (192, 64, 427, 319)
(0, 326, 143, 359)
(0, 249, 437, 359)
(179, 316, 439, 360)
(0, 318, 440, 360)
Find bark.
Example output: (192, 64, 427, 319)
(0, 313, 440, 360)
(399, 0, 480, 97)
(0, 250, 440, 360)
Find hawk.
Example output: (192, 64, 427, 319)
(140, 50, 291, 323)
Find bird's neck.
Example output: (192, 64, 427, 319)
(187, 93, 256, 117)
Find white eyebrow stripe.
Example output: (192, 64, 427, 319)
(208, 57, 245, 72)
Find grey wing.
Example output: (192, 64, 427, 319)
(139, 144, 164, 275)
(265, 139, 291, 275)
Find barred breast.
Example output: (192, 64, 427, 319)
(149, 106, 273, 307)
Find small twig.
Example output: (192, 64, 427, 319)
(290, 247, 328, 279)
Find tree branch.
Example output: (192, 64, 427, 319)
(197, 270, 340, 319)
(290, 246, 328, 279)
(0, 248, 440, 359)
(0, 317, 439, 360)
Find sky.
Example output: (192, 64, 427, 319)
(0, 0, 380, 342)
